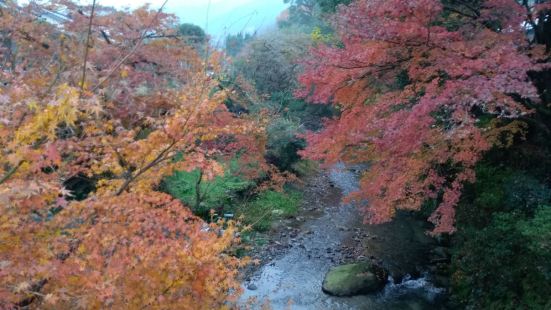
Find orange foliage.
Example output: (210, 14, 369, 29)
(0, 1, 265, 307)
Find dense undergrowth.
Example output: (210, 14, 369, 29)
(450, 147, 551, 309)
(162, 157, 302, 232)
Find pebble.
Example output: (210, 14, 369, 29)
(247, 283, 258, 291)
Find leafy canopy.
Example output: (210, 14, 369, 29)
(298, 0, 550, 233)
(0, 0, 268, 307)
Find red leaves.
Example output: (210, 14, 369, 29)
(298, 0, 545, 233)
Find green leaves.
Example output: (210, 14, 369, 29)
(163, 161, 253, 218)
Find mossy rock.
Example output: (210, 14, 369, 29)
(322, 262, 388, 297)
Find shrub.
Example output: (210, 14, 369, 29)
(265, 118, 306, 171)
(452, 209, 551, 309)
(451, 164, 551, 309)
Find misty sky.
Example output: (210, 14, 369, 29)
(88, 0, 288, 39)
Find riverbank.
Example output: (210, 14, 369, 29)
(239, 164, 447, 309)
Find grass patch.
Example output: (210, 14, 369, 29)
(291, 159, 319, 177)
(162, 160, 253, 219)
(238, 190, 302, 232)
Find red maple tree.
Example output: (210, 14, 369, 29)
(298, 0, 550, 233)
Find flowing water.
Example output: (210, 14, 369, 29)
(240, 164, 446, 309)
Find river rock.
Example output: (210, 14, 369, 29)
(322, 262, 388, 297)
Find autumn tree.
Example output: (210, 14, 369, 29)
(297, 0, 551, 233)
(0, 0, 266, 307)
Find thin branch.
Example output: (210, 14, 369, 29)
(203, 0, 211, 74)
(455, 0, 481, 17)
(115, 139, 176, 196)
(113, 83, 210, 196)
(79, 0, 96, 98)
(91, 0, 169, 93)
(100, 29, 111, 44)
(443, 6, 478, 19)
(0, 161, 23, 185)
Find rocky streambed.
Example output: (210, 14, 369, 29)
(239, 164, 447, 309)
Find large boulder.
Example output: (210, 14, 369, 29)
(322, 262, 388, 297)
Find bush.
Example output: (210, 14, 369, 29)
(457, 165, 551, 228)
(265, 118, 306, 171)
(503, 174, 551, 214)
(451, 164, 551, 309)
(452, 209, 551, 309)
(519, 206, 551, 283)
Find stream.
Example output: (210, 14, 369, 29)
(239, 163, 446, 309)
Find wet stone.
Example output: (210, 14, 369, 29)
(322, 262, 388, 297)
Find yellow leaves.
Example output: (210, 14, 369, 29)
(26, 101, 39, 111)
(0, 179, 58, 210)
(311, 26, 335, 45)
(31, 193, 245, 308)
(95, 179, 124, 196)
(200, 132, 218, 141)
(15, 84, 80, 144)
(0, 4, 265, 308)
(83, 99, 105, 118)
(209, 161, 225, 179)
(120, 68, 129, 79)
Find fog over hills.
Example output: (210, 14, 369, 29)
(84, 0, 288, 39)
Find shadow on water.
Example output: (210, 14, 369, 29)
(239, 163, 446, 309)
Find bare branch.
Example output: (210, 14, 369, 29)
(91, 0, 169, 93)
(79, 0, 96, 98)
